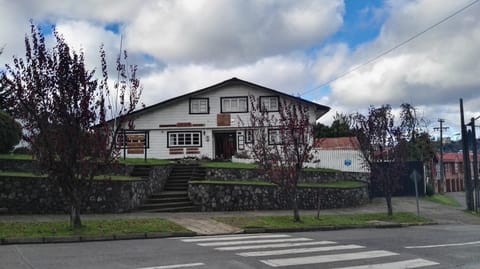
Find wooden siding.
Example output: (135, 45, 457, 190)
(120, 84, 324, 159)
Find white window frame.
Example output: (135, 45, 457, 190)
(190, 98, 209, 114)
(268, 129, 282, 145)
(221, 97, 248, 113)
(168, 131, 202, 147)
(260, 96, 279, 112)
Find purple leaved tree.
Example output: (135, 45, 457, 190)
(248, 96, 314, 222)
(1, 24, 142, 228)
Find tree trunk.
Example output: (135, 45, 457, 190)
(385, 195, 393, 216)
(292, 187, 301, 222)
(70, 203, 82, 229)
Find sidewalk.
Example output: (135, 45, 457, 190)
(1, 194, 479, 236)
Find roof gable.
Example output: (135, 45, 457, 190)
(130, 77, 330, 118)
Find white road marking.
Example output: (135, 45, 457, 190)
(331, 258, 439, 269)
(405, 240, 480, 249)
(261, 250, 398, 267)
(198, 238, 312, 247)
(137, 262, 205, 269)
(181, 234, 290, 242)
(215, 241, 336, 251)
(237, 244, 365, 257)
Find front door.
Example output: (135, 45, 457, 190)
(214, 132, 236, 160)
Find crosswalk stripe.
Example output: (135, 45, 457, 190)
(198, 238, 312, 247)
(237, 244, 365, 257)
(181, 234, 290, 242)
(215, 241, 337, 251)
(331, 258, 439, 269)
(136, 262, 205, 269)
(260, 250, 398, 267)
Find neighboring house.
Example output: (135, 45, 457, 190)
(308, 137, 368, 172)
(431, 152, 480, 192)
(117, 78, 330, 160)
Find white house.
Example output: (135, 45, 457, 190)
(118, 78, 330, 160)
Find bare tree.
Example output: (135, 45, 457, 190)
(1, 24, 142, 228)
(248, 96, 314, 222)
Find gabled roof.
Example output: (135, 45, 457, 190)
(314, 137, 361, 150)
(129, 77, 330, 118)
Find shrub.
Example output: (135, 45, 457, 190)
(426, 183, 434, 196)
(0, 111, 22, 153)
(12, 146, 31, 155)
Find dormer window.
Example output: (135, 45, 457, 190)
(260, 96, 279, 112)
(190, 98, 209, 114)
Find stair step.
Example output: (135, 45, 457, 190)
(165, 187, 189, 191)
(140, 201, 193, 209)
(147, 197, 190, 203)
(149, 191, 188, 199)
(141, 206, 198, 213)
(166, 182, 189, 186)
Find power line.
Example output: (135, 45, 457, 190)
(301, 0, 479, 97)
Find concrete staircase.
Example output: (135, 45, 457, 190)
(130, 165, 152, 178)
(139, 164, 205, 212)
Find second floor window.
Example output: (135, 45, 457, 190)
(221, 97, 248, 113)
(260, 96, 279, 111)
(190, 98, 209, 114)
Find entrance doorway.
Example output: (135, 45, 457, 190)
(214, 132, 236, 160)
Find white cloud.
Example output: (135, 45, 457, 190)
(326, 0, 480, 121)
(140, 54, 314, 106)
(125, 0, 344, 66)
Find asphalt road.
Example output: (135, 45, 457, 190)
(1, 224, 479, 269)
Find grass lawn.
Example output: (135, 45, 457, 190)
(303, 167, 339, 173)
(298, 181, 365, 188)
(0, 154, 34, 160)
(190, 180, 276, 186)
(200, 162, 258, 169)
(0, 171, 47, 178)
(118, 158, 172, 166)
(190, 180, 364, 189)
(199, 162, 341, 173)
(423, 194, 462, 207)
(215, 212, 431, 229)
(0, 218, 190, 239)
(0, 171, 142, 181)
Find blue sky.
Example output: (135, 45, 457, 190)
(1, 0, 479, 138)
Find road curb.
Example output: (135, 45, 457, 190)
(0, 222, 437, 245)
(242, 222, 438, 234)
(0, 231, 197, 245)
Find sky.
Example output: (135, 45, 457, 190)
(1, 0, 479, 139)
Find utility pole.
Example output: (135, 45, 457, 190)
(434, 119, 449, 193)
(469, 116, 479, 212)
(460, 99, 474, 210)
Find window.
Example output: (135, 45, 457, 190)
(190, 98, 209, 114)
(268, 129, 282, 145)
(221, 97, 248, 113)
(260, 96, 279, 111)
(245, 129, 254, 144)
(168, 132, 202, 147)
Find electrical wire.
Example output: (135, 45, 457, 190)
(300, 0, 480, 96)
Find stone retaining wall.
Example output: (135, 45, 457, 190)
(205, 167, 369, 183)
(188, 182, 369, 211)
(0, 166, 170, 214)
